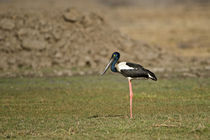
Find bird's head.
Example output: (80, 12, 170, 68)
(111, 52, 120, 60)
(101, 52, 120, 75)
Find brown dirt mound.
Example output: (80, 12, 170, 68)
(1, 7, 207, 77)
(0, 8, 168, 77)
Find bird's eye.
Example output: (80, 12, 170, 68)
(113, 54, 116, 57)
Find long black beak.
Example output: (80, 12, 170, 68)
(101, 58, 114, 75)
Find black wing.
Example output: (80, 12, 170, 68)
(120, 62, 157, 80)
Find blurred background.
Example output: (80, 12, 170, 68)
(0, 0, 210, 77)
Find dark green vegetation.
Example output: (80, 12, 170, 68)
(0, 75, 209, 139)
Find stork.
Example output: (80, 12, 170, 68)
(101, 52, 157, 118)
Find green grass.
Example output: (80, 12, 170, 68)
(0, 75, 209, 139)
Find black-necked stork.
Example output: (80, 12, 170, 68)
(101, 52, 157, 118)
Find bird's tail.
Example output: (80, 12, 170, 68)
(146, 70, 157, 81)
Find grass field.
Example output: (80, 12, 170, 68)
(0, 75, 209, 139)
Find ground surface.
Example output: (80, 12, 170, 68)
(0, 76, 209, 139)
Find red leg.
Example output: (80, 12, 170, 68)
(128, 79, 133, 118)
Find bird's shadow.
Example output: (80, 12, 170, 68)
(88, 114, 126, 119)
